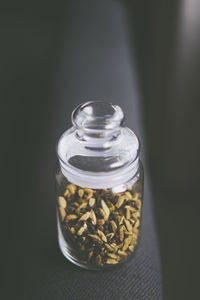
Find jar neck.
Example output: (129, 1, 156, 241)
(75, 128, 121, 151)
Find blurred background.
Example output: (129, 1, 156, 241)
(126, 1, 200, 299)
(2, 0, 200, 299)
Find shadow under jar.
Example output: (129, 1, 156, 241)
(56, 101, 143, 270)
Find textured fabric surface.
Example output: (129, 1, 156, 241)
(21, 1, 162, 299)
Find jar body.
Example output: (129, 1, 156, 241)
(56, 161, 143, 270)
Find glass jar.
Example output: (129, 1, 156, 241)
(56, 101, 143, 270)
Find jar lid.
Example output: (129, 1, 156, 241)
(57, 101, 140, 189)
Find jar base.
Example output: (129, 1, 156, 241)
(57, 218, 136, 271)
(57, 218, 103, 270)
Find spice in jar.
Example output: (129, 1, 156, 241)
(57, 182, 142, 268)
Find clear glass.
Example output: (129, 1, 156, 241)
(56, 101, 144, 269)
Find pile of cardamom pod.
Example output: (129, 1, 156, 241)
(58, 182, 142, 267)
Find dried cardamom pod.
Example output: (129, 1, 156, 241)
(64, 189, 70, 197)
(129, 219, 136, 225)
(132, 227, 139, 235)
(134, 219, 140, 228)
(122, 236, 133, 251)
(115, 195, 125, 208)
(118, 250, 127, 256)
(90, 209, 97, 225)
(106, 233, 115, 239)
(119, 215, 125, 225)
(77, 223, 87, 236)
(119, 225, 124, 242)
(133, 211, 140, 219)
(101, 199, 110, 220)
(99, 208, 106, 218)
(117, 243, 123, 249)
(110, 220, 117, 233)
(89, 197, 95, 207)
(97, 229, 107, 242)
(78, 189, 84, 197)
(135, 199, 142, 209)
(84, 188, 94, 200)
(65, 214, 77, 222)
(88, 234, 103, 244)
(68, 184, 77, 195)
(105, 243, 114, 251)
(124, 219, 132, 233)
(129, 245, 135, 252)
(76, 202, 88, 214)
(78, 211, 91, 222)
(106, 258, 118, 264)
(110, 243, 118, 252)
(58, 196, 67, 209)
(125, 205, 136, 212)
(125, 206, 130, 219)
(125, 191, 132, 200)
(59, 206, 66, 221)
(107, 253, 118, 259)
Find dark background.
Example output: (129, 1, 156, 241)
(2, 1, 200, 299)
